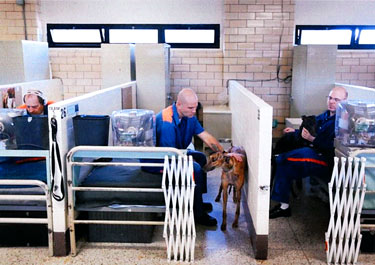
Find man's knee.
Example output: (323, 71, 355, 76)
(187, 150, 207, 168)
(193, 162, 205, 184)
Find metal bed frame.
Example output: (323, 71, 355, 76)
(67, 146, 196, 261)
(0, 149, 53, 256)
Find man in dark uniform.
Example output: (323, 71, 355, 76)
(270, 86, 348, 219)
(156, 88, 223, 226)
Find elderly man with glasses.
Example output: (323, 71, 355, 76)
(269, 86, 348, 219)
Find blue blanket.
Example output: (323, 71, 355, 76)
(76, 158, 164, 207)
(0, 158, 47, 189)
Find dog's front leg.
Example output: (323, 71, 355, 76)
(215, 184, 222, 202)
(221, 178, 229, 231)
(232, 186, 241, 228)
(232, 186, 237, 202)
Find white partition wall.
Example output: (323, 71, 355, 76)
(135, 44, 171, 113)
(0, 41, 50, 85)
(229, 81, 273, 259)
(101, 44, 135, 89)
(47, 81, 136, 255)
(291, 45, 337, 117)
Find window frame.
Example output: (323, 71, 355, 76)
(47, 24, 220, 49)
(295, 25, 375, 50)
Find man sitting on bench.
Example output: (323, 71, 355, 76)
(270, 86, 348, 219)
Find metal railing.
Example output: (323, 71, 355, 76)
(66, 146, 196, 262)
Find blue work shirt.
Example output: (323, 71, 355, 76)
(312, 110, 336, 156)
(155, 103, 204, 149)
(292, 110, 336, 165)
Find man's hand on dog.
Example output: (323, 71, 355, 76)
(301, 127, 315, 142)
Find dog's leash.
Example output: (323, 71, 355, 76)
(50, 117, 65, 201)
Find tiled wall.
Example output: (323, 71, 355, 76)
(223, 0, 295, 127)
(170, 49, 224, 105)
(0, 0, 42, 41)
(49, 49, 102, 99)
(1, 0, 375, 135)
(336, 50, 375, 88)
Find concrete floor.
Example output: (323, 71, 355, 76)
(1, 167, 375, 264)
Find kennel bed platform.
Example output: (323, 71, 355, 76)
(0, 149, 53, 256)
(67, 146, 197, 262)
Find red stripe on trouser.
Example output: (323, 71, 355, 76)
(286, 157, 328, 166)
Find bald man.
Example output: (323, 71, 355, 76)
(270, 86, 348, 219)
(19, 90, 52, 116)
(156, 88, 223, 226)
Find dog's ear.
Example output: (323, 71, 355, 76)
(301, 115, 306, 121)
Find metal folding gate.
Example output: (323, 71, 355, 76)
(162, 154, 196, 262)
(326, 157, 367, 264)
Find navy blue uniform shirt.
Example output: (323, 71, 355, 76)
(155, 103, 204, 149)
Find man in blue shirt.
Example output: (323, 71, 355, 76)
(156, 88, 223, 226)
(270, 86, 348, 219)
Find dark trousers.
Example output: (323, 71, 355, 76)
(271, 147, 329, 204)
(187, 150, 208, 218)
(142, 150, 208, 218)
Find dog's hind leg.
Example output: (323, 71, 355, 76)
(221, 180, 229, 231)
(232, 187, 241, 228)
(215, 184, 222, 202)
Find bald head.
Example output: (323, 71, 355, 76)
(332, 86, 348, 99)
(177, 88, 198, 104)
(24, 94, 44, 115)
(327, 86, 348, 116)
(176, 88, 198, 118)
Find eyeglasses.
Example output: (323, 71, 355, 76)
(326, 96, 343, 103)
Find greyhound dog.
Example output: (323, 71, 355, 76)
(203, 145, 246, 231)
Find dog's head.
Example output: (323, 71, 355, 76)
(203, 151, 225, 172)
(221, 155, 235, 172)
(221, 153, 246, 174)
(300, 115, 317, 137)
(203, 144, 226, 172)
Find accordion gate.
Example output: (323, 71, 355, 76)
(326, 157, 367, 264)
(162, 155, 196, 262)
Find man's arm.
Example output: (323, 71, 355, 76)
(197, 131, 223, 152)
